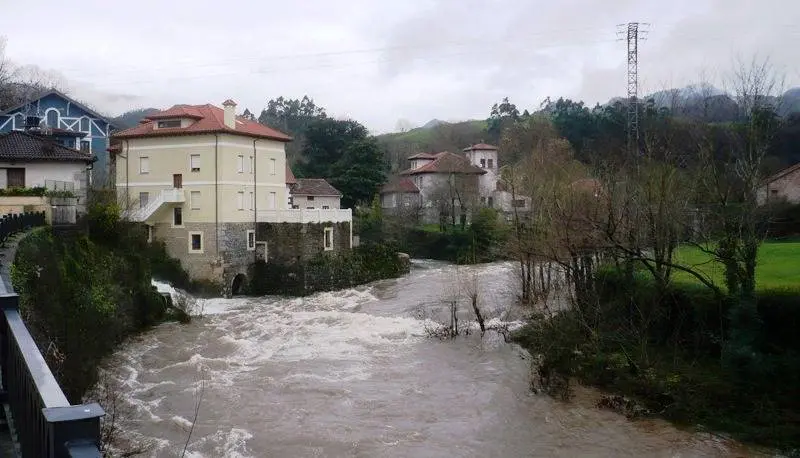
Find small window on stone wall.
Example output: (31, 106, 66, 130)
(247, 230, 255, 251)
(189, 232, 203, 253)
(323, 227, 333, 251)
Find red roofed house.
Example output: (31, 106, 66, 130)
(112, 100, 353, 295)
(380, 143, 530, 223)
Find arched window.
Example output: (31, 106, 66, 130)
(80, 117, 90, 133)
(46, 109, 59, 128)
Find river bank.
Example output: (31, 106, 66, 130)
(99, 260, 758, 457)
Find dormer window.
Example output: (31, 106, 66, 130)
(157, 119, 181, 129)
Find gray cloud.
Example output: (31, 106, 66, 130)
(1, 0, 798, 133)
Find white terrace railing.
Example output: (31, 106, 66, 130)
(127, 189, 185, 222)
(257, 208, 352, 224)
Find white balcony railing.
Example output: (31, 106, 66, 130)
(127, 188, 185, 222)
(257, 208, 352, 224)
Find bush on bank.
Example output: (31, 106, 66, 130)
(512, 267, 800, 449)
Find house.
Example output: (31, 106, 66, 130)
(380, 143, 531, 223)
(757, 162, 800, 205)
(0, 89, 116, 186)
(112, 100, 353, 294)
(289, 178, 342, 209)
(0, 130, 93, 221)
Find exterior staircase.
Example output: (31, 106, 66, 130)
(128, 188, 185, 222)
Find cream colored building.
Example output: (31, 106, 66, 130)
(112, 100, 352, 293)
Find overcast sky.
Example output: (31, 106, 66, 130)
(1, 0, 798, 133)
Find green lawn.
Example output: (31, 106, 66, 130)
(672, 241, 800, 292)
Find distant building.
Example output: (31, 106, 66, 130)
(289, 178, 342, 209)
(0, 89, 115, 185)
(112, 100, 353, 295)
(380, 143, 530, 223)
(758, 162, 800, 205)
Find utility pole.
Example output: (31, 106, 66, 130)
(617, 22, 649, 156)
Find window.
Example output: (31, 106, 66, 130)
(191, 191, 201, 210)
(237, 155, 244, 173)
(139, 156, 150, 174)
(80, 141, 91, 153)
(269, 158, 276, 175)
(770, 189, 778, 196)
(237, 191, 244, 210)
(188, 232, 203, 253)
(7, 168, 25, 187)
(480, 196, 487, 205)
(80, 117, 90, 133)
(487, 158, 494, 169)
(146, 225, 153, 243)
(173, 207, 183, 226)
(249, 191, 254, 210)
(246, 230, 256, 251)
(487, 197, 494, 208)
(139, 192, 149, 209)
(513, 199, 526, 208)
(307, 196, 315, 201)
(480, 158, 486, 168)
(190, 154, 200, 172)
(306, 206, 315, 209)
(157, 119, 181, 129)
(249, 156, 254, 174)
(323, 227, 333, 251)
(46, 109, 59, 128)
(322, 206, 330, 210)
(268, 192, 276, 209)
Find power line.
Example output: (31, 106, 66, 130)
(617, 22, 649, 155)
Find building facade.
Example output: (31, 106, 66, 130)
(758, 163, 800, 205)
(0, 90, 115, 185)
(113, 100, 352, 294)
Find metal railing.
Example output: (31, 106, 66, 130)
(0, 213, 104, 457)
(0, 213, 46, 248)
(44, 181, 75, 192)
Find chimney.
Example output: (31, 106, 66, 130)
(222, 99, 237, 129)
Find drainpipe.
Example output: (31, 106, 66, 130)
(214, 134, 219, 257)
(124, 140, 129, 209)
(252, 138, 258, 262)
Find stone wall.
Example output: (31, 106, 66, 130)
(219, 222, 256, 294)
(153, 221, 222, 283)
(256, 221, 351, 264)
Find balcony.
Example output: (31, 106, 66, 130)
(257, 208, 352, 224)
(127, 188, 185, 222)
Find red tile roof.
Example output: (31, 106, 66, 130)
(285, 165, 297, 185)
(400, 151, 486, 176)
(381, 176, 420, 194)
(112, 103, 292, 141)
(291, 178, 342, 197)
(407, 152, 437, 160)
(463, 143, 498, 151)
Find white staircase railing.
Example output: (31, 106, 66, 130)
(127, 189, 185, 222)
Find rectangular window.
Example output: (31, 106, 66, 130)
(307, 196, 315, 201)
(323, 227, 333, 251)
(249, 156, 254, 174)
(249, 191, 254, 210)
(139, 192, 149, 209)
(237, 155, 244, 173)
(770, 189, 778, 196)
(306, 206, 315, 209)
(247, 230, 256, 251)
(190, 154, 200, 172)
(487, 158, 494, 169)
(191, 191, 201, 210)
(188, 232, 203, 253)
(322, 206, 330, 210)
(269, 158, 276, 175)
(157, 119, 181, 128)
(487, 197, 494, 208)
(268, 192, 276, 209)
(237, 191, 244, 210)
(480, 158, 486, 168)
(173, 207, 183, 226)
(139, 156, 150, 174)
(480, 196, 487, 205)
(146, 225, 153, 243)
(80, 141, 91, 153)
(6, 168, 25, 188)
(513, 199, 525, 208)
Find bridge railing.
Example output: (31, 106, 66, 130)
(0, 212, 104, 457)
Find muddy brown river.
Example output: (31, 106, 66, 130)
(104, 261, 761, 457)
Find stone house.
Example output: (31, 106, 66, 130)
(381, 143, 531, 223)
(757, 162, 800, 205)
(111, 100, 352, 294)
(289, 178, 342, 209)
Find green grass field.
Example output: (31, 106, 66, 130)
(672, 241, 800, 292)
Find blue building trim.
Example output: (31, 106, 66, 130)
(0, 90, 116, 186)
